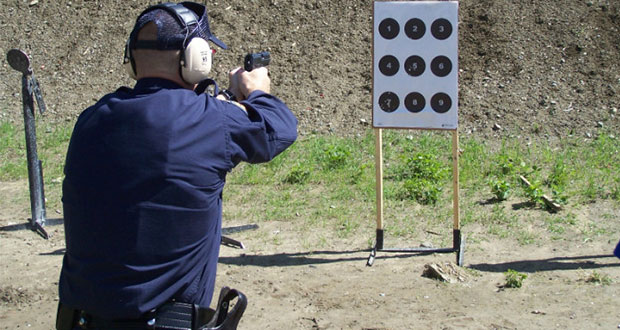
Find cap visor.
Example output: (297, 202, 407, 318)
(210, 35, 227, 50)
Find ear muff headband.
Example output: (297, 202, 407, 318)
(123, 2, 213, 83)
(123, 37, 137, 79)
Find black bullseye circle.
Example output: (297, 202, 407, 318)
(405, 18, 425, 40)
(378, 55, 399, 76)
(379, 18, 400, 40)
(405, 92, 425, 113)
(404, 55, 425, 77)
(430, 93, 452, 113)
(378, 92, 399, 113)
(430, 56, 452, 77)
(431, 18, 452, 40)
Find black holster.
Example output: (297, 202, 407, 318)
(201, 287, 247, 330)
(56, 287, 247, 330)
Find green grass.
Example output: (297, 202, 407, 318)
(0, 120, 71, 182)
(0, 121, 26, 179)
(582, 270, 613, 285)
(227, 130, 616, 246)
(1, 120, 618, 246)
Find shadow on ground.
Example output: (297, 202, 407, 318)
(469, 254, 620, 273)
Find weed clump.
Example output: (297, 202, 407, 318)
(503, 269, 527, 288)
(389, 152, 449, 205)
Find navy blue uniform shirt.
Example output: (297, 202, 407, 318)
(59, 78, 297, 319)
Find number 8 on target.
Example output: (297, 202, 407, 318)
(372, 1, 458, 130)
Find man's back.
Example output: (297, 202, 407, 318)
(60, 78, 296, 319)
(57, 2, 297, 328)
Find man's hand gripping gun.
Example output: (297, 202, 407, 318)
(194, 52, 270, 96)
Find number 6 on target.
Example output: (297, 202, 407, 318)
(372, 1, 458, 130)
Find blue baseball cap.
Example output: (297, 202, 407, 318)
(131, 2, 227, 51)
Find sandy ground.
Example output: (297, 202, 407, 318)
(1, 180, 619, 330)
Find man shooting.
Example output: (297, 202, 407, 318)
(56, 2, 297, 329)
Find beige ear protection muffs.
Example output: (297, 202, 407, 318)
(180, 37, 212, 84)
(123, 2, 225, 84)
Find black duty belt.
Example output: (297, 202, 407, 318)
(56, 287, 247, 330)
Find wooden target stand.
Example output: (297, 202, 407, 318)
(367, 1, 463, 266)
(366, 128, 464, 266)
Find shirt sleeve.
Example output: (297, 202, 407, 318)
(223, 91, 298, 166)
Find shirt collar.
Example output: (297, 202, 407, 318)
(133, 78, 185, 93)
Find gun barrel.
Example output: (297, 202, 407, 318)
(244, 52, 271, 71)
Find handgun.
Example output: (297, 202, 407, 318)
(244, 51, 270, 71)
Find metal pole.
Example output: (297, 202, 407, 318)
(7, 49, 48, 239)
(22, 74, 47, 238)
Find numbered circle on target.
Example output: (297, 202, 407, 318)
(378, 92, 400, 113)
(431, 93, 452, 113)
(405, 92, 426, 113)
(431, 18, 453, 40)
(404, 55, 425, 77)
(430, 56, 452, 77)
(405, 18, 425, 40)
(378, 18, 400, 40)
(379, 55, 400, 76)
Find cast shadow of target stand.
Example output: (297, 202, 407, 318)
(368, 1, 464, 267)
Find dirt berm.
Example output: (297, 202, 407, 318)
(0, 0, 618, 139)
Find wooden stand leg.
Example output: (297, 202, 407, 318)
(375, 128, 384, 250)
(452, 130, 464, 265)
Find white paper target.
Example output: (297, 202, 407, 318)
(373, 1, 458, 129)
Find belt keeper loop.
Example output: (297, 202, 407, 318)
(191, 304, 199, 330)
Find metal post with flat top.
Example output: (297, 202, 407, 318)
(6, 49, 49, 239)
